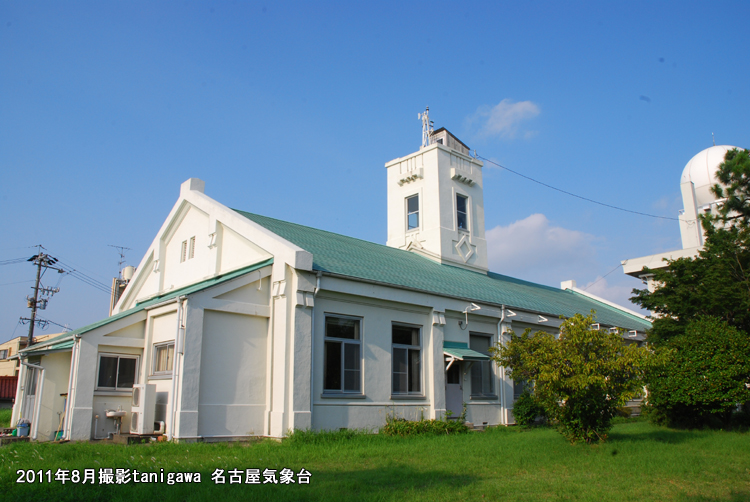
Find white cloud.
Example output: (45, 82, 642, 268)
(579, 277, 649, 316)
(486, 214, 597, 285)
(469, 99, 540, 139)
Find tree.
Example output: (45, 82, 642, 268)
(491, 313, 651, 443)
(631, 148, 750, 344)
(645, 316, 750, 428)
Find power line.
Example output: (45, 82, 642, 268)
(0, 257, 29, 266)
(582, 263, 623, 291)
(476, 155, 679, 221)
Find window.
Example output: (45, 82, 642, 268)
(181, 236, 196, 263)
(470, 334, 495, 397)
(0, 349, 7, 359)
(324, 316, 361, 393)
(457, 194, 468, 230)
(153, 342, 175, 374)
(406, 195, 419, 230)
(392, 324, 421, 395)
(97, 354, 138, 390)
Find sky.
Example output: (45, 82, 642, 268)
(1, 1, 749, 342)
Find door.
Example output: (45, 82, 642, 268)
(21, 367, 38, 421)
(445, 363, 463, 419)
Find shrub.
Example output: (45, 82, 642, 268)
(513, 390, 545, 427)
(492, 312, 651, 443)
(380, 416, 469, 436)
(646, 316, 750, 428)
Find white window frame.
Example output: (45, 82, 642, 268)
(391, 323, 422, 396)
(406, 195, 420, 231)
(180, 240, 188, 263)
(95, 353, 140, 391)
(323, 314, 363, 394)
(456, 193, 469, 232)
(469, 332, 496, 398)
(152, 342, 175, 376)
(188, 236, 196, 259)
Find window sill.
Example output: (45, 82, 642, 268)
(94, 390, 133, 397)
(149, 374, 172, 380)
(321, 393, 366, 399)
(470, 395, 499, 401)
(390, 394, 427, 401)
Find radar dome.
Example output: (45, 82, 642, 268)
(680, 145, 739, 207)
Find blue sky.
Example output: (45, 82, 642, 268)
(1, 1, 749, 341)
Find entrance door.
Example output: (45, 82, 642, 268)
(445, 363, 463, 419)
(22, 368, 38, 421)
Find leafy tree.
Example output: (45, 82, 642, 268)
(631, 148, 750, 344)
(645, 316, 750, 428)
(712, 148, 750, 226)
(491, 313, 651, 443)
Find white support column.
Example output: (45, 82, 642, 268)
(289, 288, 314, 431)
(269, 277, 289, 437)
(430, 310, 446, 419)
(499, 320, 513, 425)
(174, 304, 204, 439)
(68, 339, 98, 440)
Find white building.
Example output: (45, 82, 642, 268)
(13, 126, 650, 442)
(622, 145, 742, 291)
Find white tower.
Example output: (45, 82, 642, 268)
(385, 110, 488, 273)
(678, 145, 738, 248)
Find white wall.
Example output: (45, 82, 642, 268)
(197, 310, 268, 436)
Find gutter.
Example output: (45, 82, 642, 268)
(310, 271, 322, 420)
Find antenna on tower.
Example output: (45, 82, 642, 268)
(712, 132, 715, 146)
(108, 245, 132, 279)
(417, 106, 434, 148)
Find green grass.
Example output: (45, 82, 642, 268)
(0, 409, 11, 428)
(1, 421, 748, 501)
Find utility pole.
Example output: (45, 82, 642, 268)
(22, 246, 64, 347)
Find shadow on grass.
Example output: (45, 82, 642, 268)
(608, 428, 708, 445)
(677, 492, 750, 502)
(5, 466, 476, 502)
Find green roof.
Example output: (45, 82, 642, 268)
(443, 341, 490, 361)
(21, 258, 274, 355)
(235, 210, 650, 332)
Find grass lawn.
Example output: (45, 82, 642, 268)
(1, 420, 748, 501)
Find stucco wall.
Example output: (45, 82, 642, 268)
(197, 310, 268, 436)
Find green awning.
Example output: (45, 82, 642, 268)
(443, 341, 489, 361)
(23, 339, 75, 356)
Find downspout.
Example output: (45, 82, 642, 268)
(309, 272, 322, 424)
(498, 305, 507, 426)
(168, 296, 186, 442)
(62, 335, 80, 440)
(21, 361, 45, 440)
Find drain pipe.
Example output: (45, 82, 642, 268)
(168, 296, 186, 442)
(62, 335, 80, 440)
(309, 272, 322, 421)
(21, 361, 45, 440)
(497, 305, 507, 426)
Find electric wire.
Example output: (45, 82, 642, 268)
(582, 263, 624, 291)
(0, 257, 28, 266)
(476, 155, 680, 221)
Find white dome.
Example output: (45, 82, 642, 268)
(680, 145, 739, 207)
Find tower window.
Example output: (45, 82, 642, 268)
(457, 194, 468, 230)
(407, 195, 419, 230)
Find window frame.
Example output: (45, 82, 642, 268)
(0, 349, 7, 359)
(152, 342, 175, 376)
(95, 353, 140, 391)
(456, 193, 469, 232)
(469, 332, 496, 399)
(391, 322, 423, 397)
(323, 314, 363, 395)
(406, 195, 420, 231)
